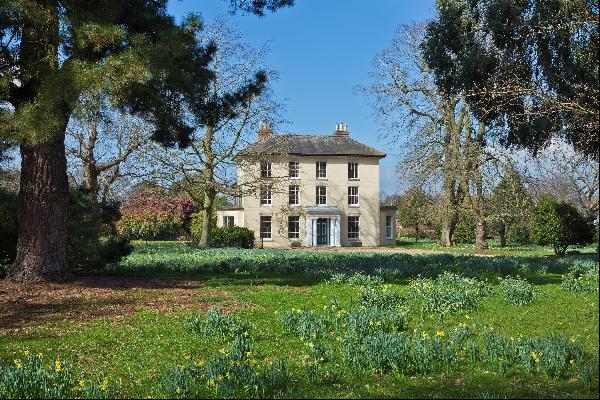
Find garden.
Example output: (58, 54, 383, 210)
(1, 242, 598, 398)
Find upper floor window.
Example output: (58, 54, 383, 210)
(316, 186, 327, 205)
(223, 216, 235, 227)
(260, 216, 272, 239)
(288, 216, 300, 240)
(348, 186, 359, 206)
(348, 162, 359, 179)
(348, 216, 360, 240)
(261, 161, 272, 178)
(289, 161, 300, 179)
(385, 215, 394, 239)
(289, 185, 299, 205)
(260, 185, 272, 206)
(316, 161, 327, 179)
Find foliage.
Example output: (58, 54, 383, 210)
(453, 210, 476, 244)
(210, 226, 255, 249)
(498, 276, 535, 306)
(410, 272, 491, 317)
(189, 211, 217, 244)
(0, 351, 113, 398)
(395, 186, 433, 241)
(117, 189, 198, 240)
(189, 308, 251, 340)
(561, 260, 599, 293)
(327, 272, 384, 287)
(532, 198, 594, 255)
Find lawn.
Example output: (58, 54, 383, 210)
(395, 237, 599, 257)
(1, 242, 598, 398)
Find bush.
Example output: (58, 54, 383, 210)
(454, 211, 476, 244)
(508, 223, 531, 245)
(190, 308, 251, 340)
(532, 198, 594, 255)
(117, 189, 198, 240)
(211, 226, 255, 248)
(561, 260, 599, 293)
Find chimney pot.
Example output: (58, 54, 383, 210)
(334, 122, 349, 137)
(258, 120, 272, 142)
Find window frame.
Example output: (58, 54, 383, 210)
(223, 216, 235, 227)
(385, 215, 393, 239)
(289, 184, 300, 206)
(288, 215, 300, 240)
(260, 161, 272, 178)
(316, 161, 327, 179)
(260, 184, 272, 206)
(348, 216, 360, 240)
(260, 216, 272, 240)
(348, 161, 359, 180)
(289, 161, 300, 179)
(316, 185, 327, 206)
(348, 186, 359, 206)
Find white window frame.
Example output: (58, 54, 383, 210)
(288, 215, 300, 240)
(385, 215, 393, 239)
(348, 216, 360, 240)
(289, 184, 299, 205)
(348, 161, 359, 180)
(223, 216, 235, 227)
(289, 161, 300, 179)
(260, 161, 272, 178)
(316, 185, 327, 206)
(316, 161, 327, 179)
(260, 216, 272, 240)
(260, 185, 272, 206)
(348, 186, 359, 206)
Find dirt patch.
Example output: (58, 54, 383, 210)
(0, 275, 237, 335)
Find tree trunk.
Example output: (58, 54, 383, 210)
(198, 189, 216, 247)
(82, 162, 100, 199)
(9, 135, 70, 282)
(415, 224, 420, 242)
(475, 219, 487, 250)
(498, 221, 507, 247)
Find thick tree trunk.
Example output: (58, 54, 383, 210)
(9, 135, 70, 282)
(475, 219, 487, 250)
(498, 221, 507, 247)
(198, 190, 216, 248)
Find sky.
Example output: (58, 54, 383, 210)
(168, 0, 436, 195)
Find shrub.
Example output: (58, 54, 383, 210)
(498, 276, 535, 306)
(190, 308, 251, 340)
(410, 272, 491, 317)
(454, 211, 476, 244)
(211, 226, 255, 248)
(532, 198, 594, 255)
(117, 189, 198, 240)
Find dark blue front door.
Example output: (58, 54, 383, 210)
(316, 218, 329, 245)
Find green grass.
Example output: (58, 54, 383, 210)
(396, 237, 599, 257)
(1, 242, 598, 398)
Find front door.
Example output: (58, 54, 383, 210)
(316, 218, 329, 245)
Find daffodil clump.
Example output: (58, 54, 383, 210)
(561, 260, 599, 293)
(190, 307, 252, 340)
(0, 351, 112, 399)
(498, 276, 536, 305)
(410, 272, 491, 318)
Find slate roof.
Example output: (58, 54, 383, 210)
(238, 134, 386, 158)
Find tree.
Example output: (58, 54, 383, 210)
(1, 1, 213, 282)
(66, 102, 151, 201)
(1, 0, 292, 282)
(423, 0, 599, 158)
(532, 197, 594, 255)
(396, 186, 433, 242)
(148, 18, 283, 247)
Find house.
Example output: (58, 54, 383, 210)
(216, 122, 397, 247)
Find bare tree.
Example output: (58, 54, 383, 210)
(147, 18, 284, 246)
(66, 104, 151, 201)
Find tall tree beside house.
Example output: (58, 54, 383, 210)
(396, 186, 433, 242)
(0, 1, 215, 282)
(422, 0, 599, 159)
(360, 23, 489, 247)
(148, 19, 283, 247)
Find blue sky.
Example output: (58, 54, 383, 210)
(168, 0, 436, 195)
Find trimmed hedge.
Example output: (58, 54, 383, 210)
(211, 226, 255, 248)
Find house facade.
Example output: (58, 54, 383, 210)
(217, 122, 397, 248)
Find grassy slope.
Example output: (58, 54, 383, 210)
(1, 243, 598, 398)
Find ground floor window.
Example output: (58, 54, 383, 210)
(385, 215, 393, 239)
(348, 216, 360, 240)
(260, 216, 272, 239)
(288, 216, 300, 240)
(223, 216, 235, 227)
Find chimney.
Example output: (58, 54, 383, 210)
(334, 122, 349, 137)
(258, 120, 272, 142)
